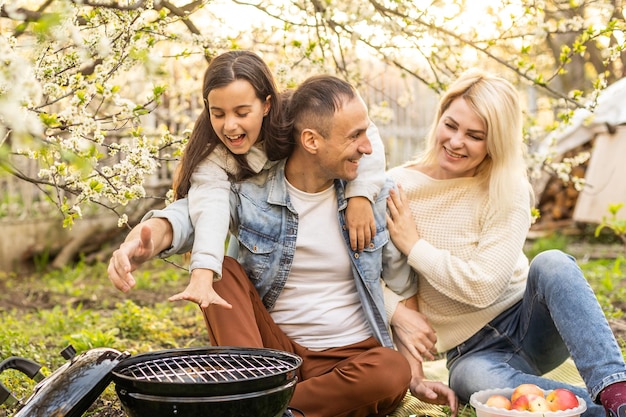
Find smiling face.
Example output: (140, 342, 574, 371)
(317, 95, 372, 184)
(432, 97, 488, 179)
(207, 79, 270, 155)
(286, 94, 373, 193)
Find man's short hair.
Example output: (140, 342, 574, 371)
(287, 75, 358, 139)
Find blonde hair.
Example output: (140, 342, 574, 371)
(417, 69, 532, 209)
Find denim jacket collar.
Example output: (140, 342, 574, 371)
(267, 159, 348, 212)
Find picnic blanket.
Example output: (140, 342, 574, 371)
(389, 358, 585, 417)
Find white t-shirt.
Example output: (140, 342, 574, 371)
(269, 180, 372, 350)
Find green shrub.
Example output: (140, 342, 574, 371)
(525, 232, 571, 260)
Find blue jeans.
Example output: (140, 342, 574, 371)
(446, 250, 626, 417)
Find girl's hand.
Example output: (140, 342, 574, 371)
(346, 196, 376, 252)
(386, 185, 420, 256)
(169, 268, 232, 309)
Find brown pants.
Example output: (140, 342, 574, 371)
(200, 256, 410, 417)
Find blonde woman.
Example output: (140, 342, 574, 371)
(386, 69, 626, 417)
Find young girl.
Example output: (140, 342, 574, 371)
(169, 50, 386, 309)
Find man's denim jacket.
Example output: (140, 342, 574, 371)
(145, 159, 417, 348)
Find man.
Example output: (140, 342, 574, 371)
(108, 75, 456, 417)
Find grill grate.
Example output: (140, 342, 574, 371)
(115, 352, 297, 383)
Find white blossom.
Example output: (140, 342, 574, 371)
(369, 102, 395, 126)
(0, 0, 621, 230)
(118, 214, 129, 228)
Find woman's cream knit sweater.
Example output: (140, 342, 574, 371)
(386, 165, 533, 352)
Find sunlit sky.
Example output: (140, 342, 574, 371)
(208, 0, 518, 38)
(195, 0, 620, 94)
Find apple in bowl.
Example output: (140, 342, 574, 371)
(485, 394, 512, 410)
(470, 386, 586, 417)
(546, 388, 580, 411)
(511, 394, 551, 412)
(511, 384, 545, 404)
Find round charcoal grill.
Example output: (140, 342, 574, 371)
(1, 346, 302, 417)
(112, 346, 302, 417)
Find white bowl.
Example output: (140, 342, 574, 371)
(470, 388, 587, 417)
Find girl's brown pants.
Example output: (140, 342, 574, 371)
(201, 256, 410, 417)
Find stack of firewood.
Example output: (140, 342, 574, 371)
(532, 143, 592, 231)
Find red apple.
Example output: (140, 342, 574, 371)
(546, 388, 579, 411)
(511, 383, 545, 403)
(485, 394, 512, 410)
(511, 394, 531, 411)
(512, 394, 550, 412)
(528, 394, 551, 412)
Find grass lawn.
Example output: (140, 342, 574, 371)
(1, 239, 626, 416)
(0, 255, 206, 417)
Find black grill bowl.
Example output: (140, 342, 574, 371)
(111, 346, 302, 397)
(116, 377, 296, 417)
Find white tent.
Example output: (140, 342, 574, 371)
(535, 77, 626, 224)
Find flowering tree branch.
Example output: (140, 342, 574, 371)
(1, 0, 624, 237)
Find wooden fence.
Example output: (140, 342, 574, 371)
(0, 65, 437, 271)
(361, 64, 439, 168)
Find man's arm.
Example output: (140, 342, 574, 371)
(390, 296, 437, 362)
(107, 218, 173, 292)
(108, 197, 196, 292)
(392, 295, 458, 415)
(395, 335, 458, 416)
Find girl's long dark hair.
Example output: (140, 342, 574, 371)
(173, 50, 292, 199)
